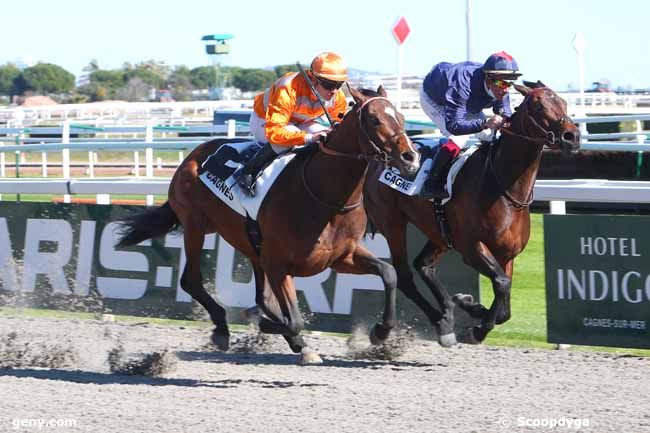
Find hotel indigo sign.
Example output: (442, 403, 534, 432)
(544, 214, 650, 349)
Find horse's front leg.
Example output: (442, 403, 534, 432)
(244, 265, 311, 356)
(260, 267, 322, 364)
(332, 244, 398, 345)
(459, 242, 512, 343)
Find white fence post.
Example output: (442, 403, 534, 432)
(133, 151, 140, 178)
(549, 201, 566, 215)
(145, 122, 154, 206)
(0, 142, 5, 178)
(41, 152, 47, 178)
(636, 120, 644, 145)
(0, 141, 4, 200)
(62, 120, 71, 203)
(88, 151, 95, 178)
(227, 119, 236, 138)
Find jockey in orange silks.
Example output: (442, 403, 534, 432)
(233, 52, 348, 195)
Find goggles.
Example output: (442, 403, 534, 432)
(318, 78, 344, 91)
(492, 79, 514, 90)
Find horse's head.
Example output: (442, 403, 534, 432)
(511, 81, 581, 154)
(347, 86, 420, 177)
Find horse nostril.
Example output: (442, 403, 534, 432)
(562, 131, 577, 143)
(401, 151, 418, 164)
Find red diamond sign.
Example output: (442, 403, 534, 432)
(392, 16, 411, 45)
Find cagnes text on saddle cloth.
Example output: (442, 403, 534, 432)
(379, 144, 480, 204)
(199, 141, 296, 220)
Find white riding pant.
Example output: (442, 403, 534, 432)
(419, 88, 494, 147)
(249, 111, 328, 154)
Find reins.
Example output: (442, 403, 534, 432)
(487, 95, 554, 209)
(300, 151, 364, 213)
(486, 141, 534, 209)
(302, 95, 402, 213)
(318, 96, 397, 164)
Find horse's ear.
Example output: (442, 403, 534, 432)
(513, 83, 531, 96)
(377, 85, 387, 97)
(522, 80, 547, 89)
(348, 86, 365, 104)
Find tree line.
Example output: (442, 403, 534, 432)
(0, 60, 300, 103)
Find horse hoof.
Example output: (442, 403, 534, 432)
(472, 326, 489, 343)
(299, 348, 323, 365)
(457, 328, 481, 345)
(452, 293, 473, 305)
(369, 323, 390, 345)
(211, 331, 230, 351)
(240, 306, 260, 323)
(438, 333, 457, 348)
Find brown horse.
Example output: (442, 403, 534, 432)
(116, 86, 420, 363)
(364, 81, 580, 345)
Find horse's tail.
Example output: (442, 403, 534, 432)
(116, 201, 181, 247)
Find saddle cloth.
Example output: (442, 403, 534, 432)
(378, 139, 481, 205)
(199, 141, 296, 220)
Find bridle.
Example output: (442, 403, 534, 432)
(304, 95, 408, 213)
(500, 91, 572, 147)
(488, 90, 571, 209)
(318, 96, 407, 165)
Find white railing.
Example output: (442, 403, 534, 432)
(0, 112, 648, 210)
(0, 119, 249, 205)
(0, 178, 647, 208)
(0, 100, 255, 127)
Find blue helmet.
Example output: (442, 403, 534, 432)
(483, 51, 522, 80)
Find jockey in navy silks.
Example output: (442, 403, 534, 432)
(419, 51, 522, 199)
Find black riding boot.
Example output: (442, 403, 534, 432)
(233, 143, 277, 196)
(421, 147, 456, 200)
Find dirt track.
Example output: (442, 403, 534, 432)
(0, 314, 648, 433)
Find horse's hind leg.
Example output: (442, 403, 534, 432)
(384, 223, 455, 347)
(412, 241, 457, 347)
(180, 226, 230, 350)
(332, 244, 397, 345)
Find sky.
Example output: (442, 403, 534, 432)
(2, 0, 649, 91)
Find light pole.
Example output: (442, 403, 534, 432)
(572, 32, 586, 106)
(202, 34, 233, 100)
(466, 0, 472, 61)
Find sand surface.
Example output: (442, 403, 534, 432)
(0, 315, 648, 433)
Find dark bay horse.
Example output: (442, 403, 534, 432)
(116, 86, 420, 364)
(364, 81, 580, 345)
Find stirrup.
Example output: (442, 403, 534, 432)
(421, 177, 449, 200)
(421, 188, 449, 200)
(233, 170, 256, 196)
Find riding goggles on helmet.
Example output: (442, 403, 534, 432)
(318, 78, 344, 91)
(492, 79, 514, 90)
